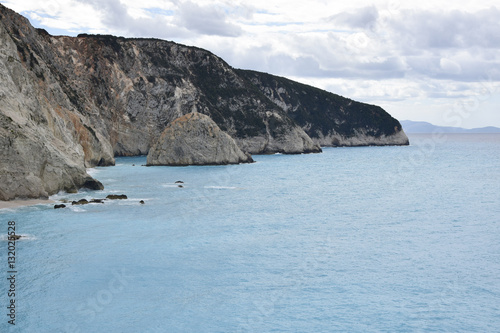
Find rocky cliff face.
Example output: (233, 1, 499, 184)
(0, 4, 408, 200)
(147, 112, 253, 166)
(0, 6, 106, 200)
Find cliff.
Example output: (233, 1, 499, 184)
(0, 6, 107, 200)
(238, 70, 409, 147)
(147, 112, 253, 166)
(0, 4, 408, 200)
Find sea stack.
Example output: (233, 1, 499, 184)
(147, 112, 254, 166)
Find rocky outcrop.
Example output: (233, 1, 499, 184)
(0, 4, 408, 200)
(147, 112, 254, 166)
(233, 110, 322, 154)
(312, 128, 410, 146)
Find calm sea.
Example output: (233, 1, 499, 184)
(1, 133, 499, 332)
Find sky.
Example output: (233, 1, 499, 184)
(2, 0, 500, 128)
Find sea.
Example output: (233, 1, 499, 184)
(1, 133, 499, 332)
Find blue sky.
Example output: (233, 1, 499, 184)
(3, 0, 500, 128)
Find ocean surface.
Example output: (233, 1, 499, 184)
(1, 133, 499, 332)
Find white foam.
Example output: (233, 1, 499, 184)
(69, 206, 86, 213)
(203, 186, 238, 190)
(86, 167, 100, 177)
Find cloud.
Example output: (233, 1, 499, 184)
(322, 7, 500, 82)
(38, 0, 247, 38)
(176, 1, 243, 37)
(70, 0, 188, 38)
(388, 7, 500, 49)
(327, 6, 379, 30)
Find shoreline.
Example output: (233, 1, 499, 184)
(0, 199, 55, 210)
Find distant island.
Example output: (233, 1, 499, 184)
(401, 120, 500, 134)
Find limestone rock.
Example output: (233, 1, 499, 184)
(234, 111, 322, 154)
(0, 5, 111, 200)
(147, 112, 254, 166)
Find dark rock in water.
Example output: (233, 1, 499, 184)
(72, 199, 89, 205)
(175, 181, 184, 184)
(9, 235, 22, 240)
(140, 200, 145, 204)
(54, 204, 66, 209)
(178, 185, 184, 188)
(90, 199, 105, 203)
(106, 194, 128, 200)
(82, 177, 104, 191)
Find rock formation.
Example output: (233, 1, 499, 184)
(0, 4, 408, 200)
(147, 112, 253, 166)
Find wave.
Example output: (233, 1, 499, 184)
(69, 206, 86, 213)
(86, 167, 100, 177)
(203, 186, 238, 190)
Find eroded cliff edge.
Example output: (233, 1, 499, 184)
(0, 4, 408, 200)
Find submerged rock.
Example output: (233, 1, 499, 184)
(106, 194, 128, 200)
(82, 178, 104, 191)
(72, 199, 89, 205)
(54, 204, 66, 209)
(147, 112, 254, 166)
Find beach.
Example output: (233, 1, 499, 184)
(0, 199, 55, 210)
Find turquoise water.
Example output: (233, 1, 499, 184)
(1, 134, 499, 332)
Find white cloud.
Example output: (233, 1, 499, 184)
(175, 1, 243, 37)
(328, 6, 379, 30)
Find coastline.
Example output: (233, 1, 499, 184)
(0, 199, 55, 210)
